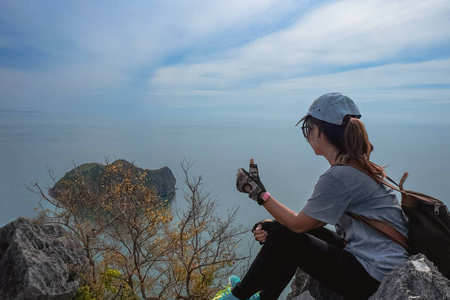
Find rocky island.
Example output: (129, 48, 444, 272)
(49, 159, 176, 210)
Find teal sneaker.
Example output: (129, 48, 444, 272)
(249, 292, 260, 300)
(220, 276, 260, 300)
(212, 285, 239, 300)
(229, 275, 241, 288)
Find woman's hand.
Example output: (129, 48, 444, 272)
(252, 224, 268, 244)
(236, 158, 267, 203)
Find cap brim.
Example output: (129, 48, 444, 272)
(295, 115, 308, 127)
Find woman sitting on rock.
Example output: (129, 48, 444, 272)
(213, 92, 409, 300)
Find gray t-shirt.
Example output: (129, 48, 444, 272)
(302, 165, 409, 282)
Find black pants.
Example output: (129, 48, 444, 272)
(231, 224, 380, 300)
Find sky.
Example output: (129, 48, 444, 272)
(1, 0, 450, 123)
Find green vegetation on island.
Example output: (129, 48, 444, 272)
(49, 160, 176, 211)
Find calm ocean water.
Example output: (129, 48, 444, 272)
(1, 112, 449, 296)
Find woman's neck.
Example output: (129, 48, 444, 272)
(323, 146, 341, 165)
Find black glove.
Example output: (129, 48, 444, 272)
(236, 162, 266, 205)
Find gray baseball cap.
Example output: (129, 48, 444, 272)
(295, 92, 361, 126)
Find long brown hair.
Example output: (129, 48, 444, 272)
(303, 115, 386, 181)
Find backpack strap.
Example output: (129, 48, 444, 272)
(346, 212, 410, 252)
(385, 172, 409, 192)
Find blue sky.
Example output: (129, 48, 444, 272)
(1, 0, 450, 123)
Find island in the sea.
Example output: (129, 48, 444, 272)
(49, 159, 176, 210)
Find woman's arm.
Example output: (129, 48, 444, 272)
(262, 195, 326, 233)
(238, 158, 325, 234)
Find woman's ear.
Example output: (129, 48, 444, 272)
(312, 125, 321, 139)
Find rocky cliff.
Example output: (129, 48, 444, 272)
(369, 254, 450, 300)
(0, 217, 88, 300)
(287, 254, 450, 300)
(2, 215, 449, 300)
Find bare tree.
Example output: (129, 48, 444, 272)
(163, 160, 247, 299)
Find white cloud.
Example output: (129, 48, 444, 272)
(259, 59, 450, 103)
(261, 59, 450, 92)
(56, 0, 304, 70)
(1, 0, 449, 114)
(149, 0, 450, 96)
(0, 0, 306, 108)
(0, 0, 306, 110)
(144, 59, 450, 112)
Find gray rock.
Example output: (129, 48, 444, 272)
(287, 254, 450, 300)
(291, 290, 315, 300)
(369, 254, 450, 300)
(286, 267, 343, 300)
(0, 217, 88, 300)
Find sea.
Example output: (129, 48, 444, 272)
(1, 111, 449, 297)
